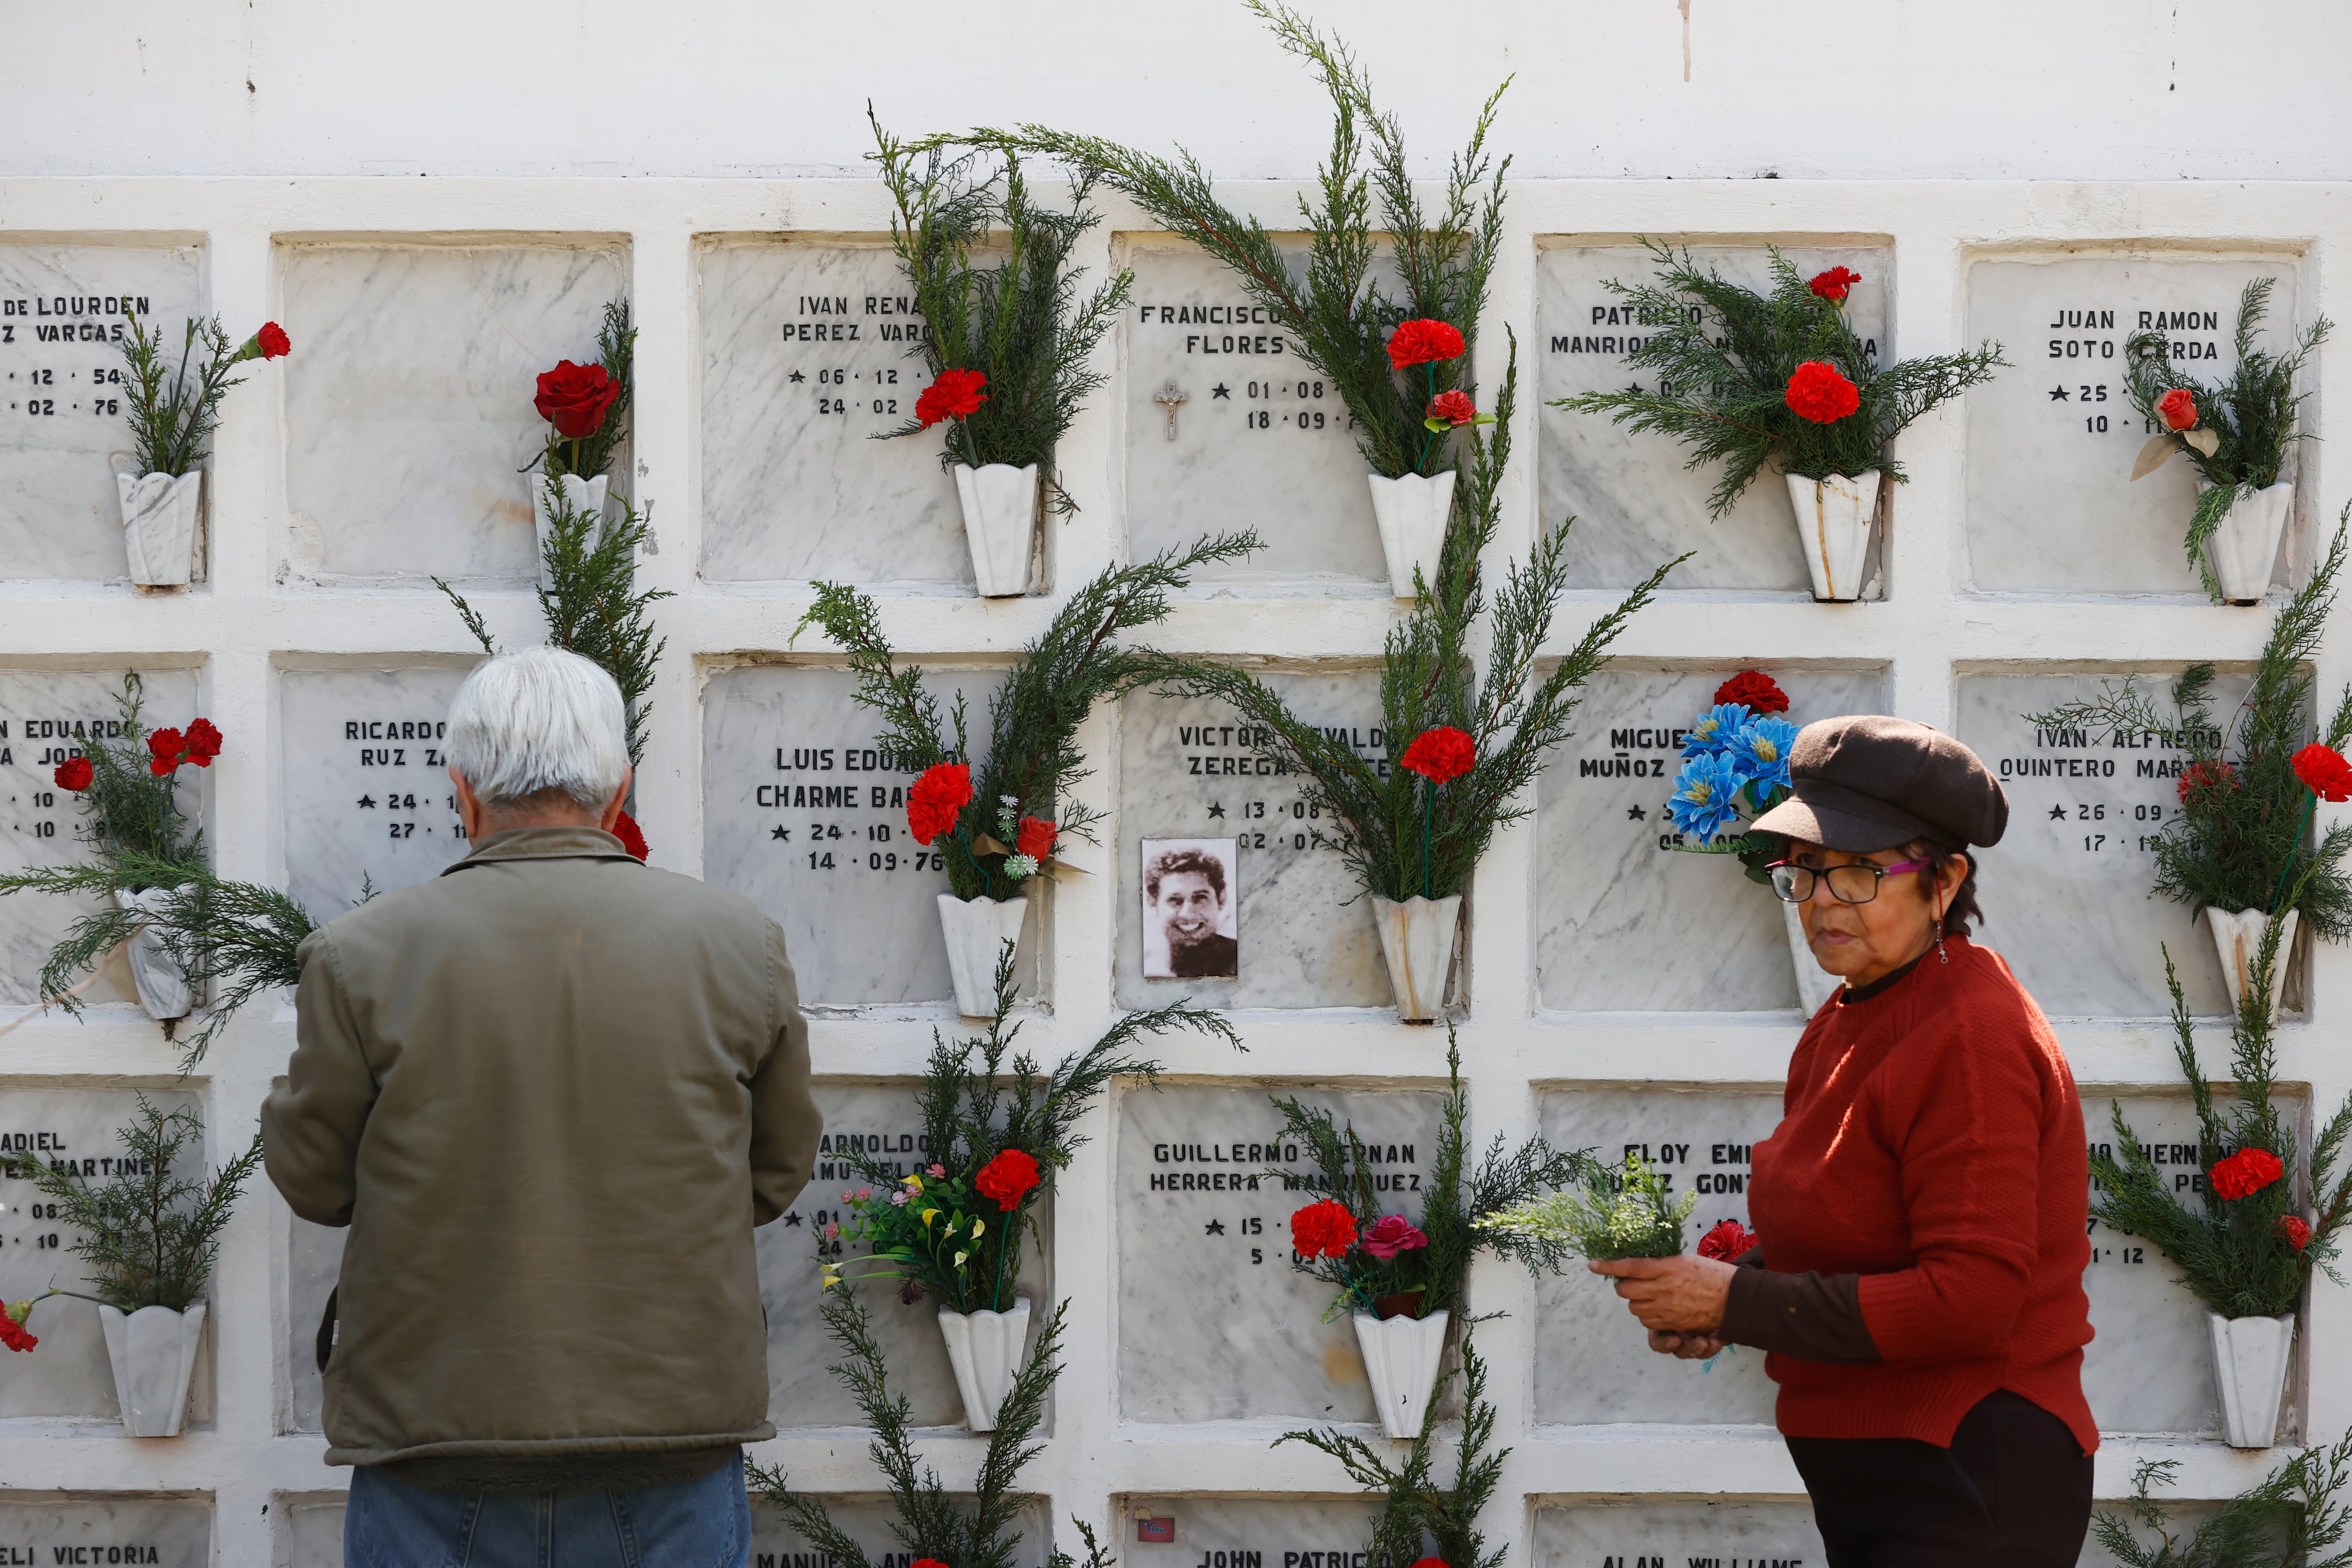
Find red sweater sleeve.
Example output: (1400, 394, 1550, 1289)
(1854, 1013, 2045, 1362)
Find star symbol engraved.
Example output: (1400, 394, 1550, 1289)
(1627, 804, 1647, 821)
(1206, 802, 1226, 819)
(783, 1212, 803, 1227)
(1211, 382, 1231, 399)
(771, 825, 791, 841)
(356, 795, 376, 809)
(789, 370, 806, 383)
(1204, 1218, 1226, 1236)
(2049, 384, 2070, 402)
(2049, 803, 2069, 820)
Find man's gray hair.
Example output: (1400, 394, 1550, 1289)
(445, 647, 628, 811)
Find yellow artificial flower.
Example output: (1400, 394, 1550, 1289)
(953, 1250, 968, 1267)
(922, 1208, 939, 1226)
(971, 1219, 985, 1239)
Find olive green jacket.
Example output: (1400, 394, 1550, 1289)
(261, 826, 822, 1467)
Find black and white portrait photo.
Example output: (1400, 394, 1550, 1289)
(1141, 837, 1240, 979)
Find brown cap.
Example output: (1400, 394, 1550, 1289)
(1748, 716, 2008, 852)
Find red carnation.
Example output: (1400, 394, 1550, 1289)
(53, 756, 92, 793)
(2211, 1147, 2285, 1201)
(1411, 1559, 1446, 1568)
(1808, 267, 1862, 304)
(182, 718, 223, 766)
(1288, 1197, 1358, 1259)
(146, 728, 187, 776)
(1387, 318, 1465, 371)
(534, 360, 621, 440)
(1785, 360, 1861, 424)
(1425, 390, 1478, 427)
(2278, 1215, 2313, 1251)
(2178, 758, 2236, 804)
(910, 1559, 951, 1568)
(2157, 388, 2198, 432)
(613, 810, 649, 862)
(256, 322, 291, 359)
(1015, 815, 1057, 861)
(1712, 670, 1789, 714)
(974, 1147, 1041, 1211)
(0, 1312, 33, 1355)
(2292, 743, 2352, 804)
(1400, 726, 1475, 785)
(906, 763, 974, 846)
(915, 367, 989, 429)
(1696, 1218, 1759, 1262)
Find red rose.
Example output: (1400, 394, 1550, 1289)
(53, 757, 92, 793)
(1808, 267, 1862, 303)
(1712, 670, 1790, 714)
(1386, 318, 1466, 371)
(1015, 815, 1057, 860)
(974, 1147, 1041, 1211)
(2292, 743, 2352, 804)
(256, 322, 290, 359)
(1400, 726, 1475, 785)
(1411, 1559, 1446, 1568)
(2211, 1147, 2285, 1201)
(613, 810, 649, 862)
(915, 367, 989, 429)
(146, 728, 187, 776)
(2157, 388, 2198, 432)
(2278, 1215, 2313, 1251)
(182, 718, 222, 766)
(534, 360, 622, 440)
(906, 763, 974, 846)
(1359, 1213, 1429, 1260)
(1696, 1218, 1759, 1262)
(1288, 1198, 1358, 1259)
(2178, 759, 2236, 804)
(1426, 390, 1478, 426)
(1785, 360, 1861, 424)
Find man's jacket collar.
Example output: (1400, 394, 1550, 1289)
(441, 825, 640, 874)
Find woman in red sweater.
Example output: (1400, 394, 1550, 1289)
(1594, 716, 2096, 1568)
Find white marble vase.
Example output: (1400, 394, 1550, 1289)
(937, 1297, 1031, 1432)
(1780, 900, 1841, 1015)
(116, 470, 202, 588)
(2200, 480, 2294, 605)
(937, 893, 1027, 1018)
(98, 1301, 206, 1438)
(1370, 894, 1461, 1022)
(1367, 469, 1457, 599)
(1784, 470, 1879, 603)
(2207, 907, 2299, 1023)
(113, 886, 195, 1021)
(529, 472, 610, 590)
(952, 462, 1038, 597)
(2209, 1311, 2294, 1448)
(1353, 1307, 1449, 1440)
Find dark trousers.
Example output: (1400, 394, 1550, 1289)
(1786, 1390, 2093, 1568)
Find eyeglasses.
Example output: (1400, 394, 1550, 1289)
(1767, 858, 1933, 905)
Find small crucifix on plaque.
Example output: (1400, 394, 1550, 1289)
(1153, 381, 1187, 440)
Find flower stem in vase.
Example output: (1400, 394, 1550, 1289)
(2269, 794, 2318, 917)
(954, 828, 993, 900)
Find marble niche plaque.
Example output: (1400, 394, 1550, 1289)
(280, 1496, 346, 1568)
(0, 1498, 210, 1568)
(1118, 1497, 1385, 1568)
(286, 1207, 343, 1434)
(1533, 1498, 1819, 1568)
(0, 1088, 210, 1424)
(700, 241, 976, 588)
(1123, 245, 1387, 589)
(1538, 243, 1892, 594)
(1117, 678, 1393, 1011)
(281, 242, 628, 583)
(703, 664, 1041, 1010)
(1533, 666, 1887, 1012)
(1115, 1081, 1444, 1426)
(0, 245, 207, 583)
(1966, 255, 2304, 596)
(280, 666, 474, 922)
(1955, 670, 2251, 1017)
(0, 667, 200, 1007)
(763, 1083, 1049, 1430)
(752, 1496, 1050, 1568)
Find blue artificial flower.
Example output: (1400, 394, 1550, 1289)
(1730, 716, 1800, 802)
(1666, 751, 1748, 844)
(1680, 703, 1752, 758)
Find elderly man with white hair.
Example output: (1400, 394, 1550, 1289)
(262, 646, 821, 1568)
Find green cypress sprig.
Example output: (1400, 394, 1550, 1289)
(2094, 1429, 2352, 1567)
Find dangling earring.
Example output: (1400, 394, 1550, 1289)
(1934, 883, 1949, 964)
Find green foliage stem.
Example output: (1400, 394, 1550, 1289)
(118, 314, 268, 478)
(2094, 1429, 2352, 1567)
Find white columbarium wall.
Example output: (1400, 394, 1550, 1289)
(1, 8, 2351, 1567)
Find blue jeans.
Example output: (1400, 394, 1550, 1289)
(344, 1456, 750, 1568)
